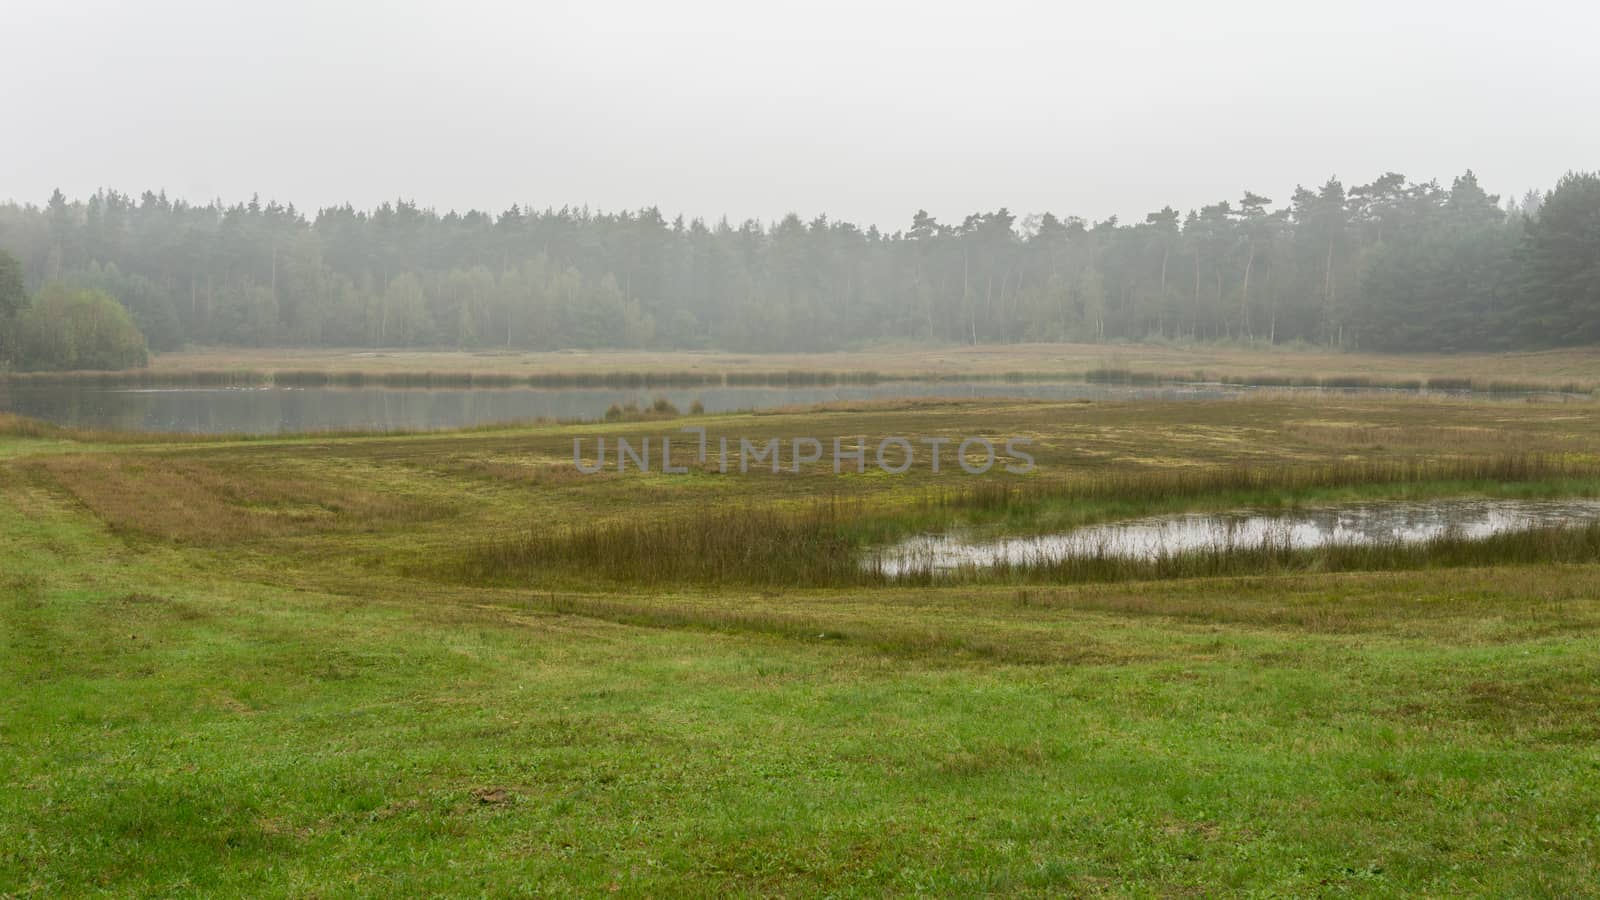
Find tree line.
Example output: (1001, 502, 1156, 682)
(0, 169, 1596, 366)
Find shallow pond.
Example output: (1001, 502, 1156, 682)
(874, 498, 1600, 575)
(0, 379, 1573, 435)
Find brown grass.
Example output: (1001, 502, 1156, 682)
(1281, 423, 1555, 451)
(454, 501, 870, 588)
(940, 453, 1600, 511)
(26, 454, 454, 542)
(447, 454, 1600, 589)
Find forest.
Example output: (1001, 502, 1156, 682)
(1, 169, 1597, 367)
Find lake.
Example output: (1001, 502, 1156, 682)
(0, 380, 1583, 435)
(0, 380, 1300, 434)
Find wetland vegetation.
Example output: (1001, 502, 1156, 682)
(4, 387, 1599, 894)
(10, 4, 1600, 894)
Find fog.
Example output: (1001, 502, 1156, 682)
(5, 0, 1596, 227)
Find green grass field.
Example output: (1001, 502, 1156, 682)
(4, 391, 1600, 895)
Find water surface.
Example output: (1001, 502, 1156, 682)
(0, 380, 1290, 434)
(1, 379, 1578, 435)
(875, 498, 1600, 575)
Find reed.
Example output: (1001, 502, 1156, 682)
(1212, 371, 1588, 394)
(460, 497, 1600, 589)
(601, 398, 683, 422)
(453, 454, 1600, 589)
(933, 454, 1600, 514)
(0, 412, 249, 444)
(539, 371, 711, 388)
(0, 368, 268, 387)
(1081, 367, 1166, 385)
(456, 500, 878, 587)
(0, 412, 65, 439)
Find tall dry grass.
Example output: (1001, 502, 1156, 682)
(934, 455, 1600, 513)
(457, 500, 876, 587)
(1083, 366, 1595, 394)
(455, 454, 1600, 588)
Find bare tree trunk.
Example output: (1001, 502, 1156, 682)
(1324, 241, 1334, 304)
(963, 250, 976, 346)
(1214, 269, 1222, 335)
(983, 273, 993, 344)
(1240, 243, 1254, 341)
(1192, 255, 1201, 339)
(1264, 264, 1276, 345)
(1323, 239, 1336, 346)
(998, 269, 1013, 342)
(1158, 245, 1170, 337)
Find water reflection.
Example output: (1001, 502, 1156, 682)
(876, 499, 1600, 575)
(0, 380, 1585, 435)
(0, 381, 1262, 434)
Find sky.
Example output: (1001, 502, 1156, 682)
(4, 0, 1596, 230)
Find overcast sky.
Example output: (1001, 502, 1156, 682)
(5, 0, 1596, 229)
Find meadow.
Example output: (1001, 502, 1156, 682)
(3, 388, 1599, 895)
